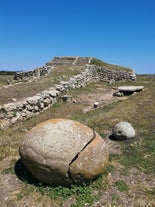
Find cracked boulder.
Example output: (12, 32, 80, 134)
(19, 118, 109, 186)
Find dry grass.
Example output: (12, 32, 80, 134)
(0, 74, 155, 207)
(0, 66, 84, 105)
(0, 74, 14, 87)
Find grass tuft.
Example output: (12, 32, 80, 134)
(114, 180, 129, 192)
(0, 74, 155, 206)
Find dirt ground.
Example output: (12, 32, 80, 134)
(0, 83, 154, 207)
(70, 85, 127, 113)
(1, 138, 154, 207)
(0, 86, 121, 207)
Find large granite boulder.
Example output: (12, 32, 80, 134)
(112, 121, 135, 140)
(19, 118, 109, 186)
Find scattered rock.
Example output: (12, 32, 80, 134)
(0, 119, 10, 129)
(94, 84, 102, 88)
(72, 99, 77, 103)
(19, 118, 109, 186)
(0, 61, 137, 129)
(112, 121, 135, 140)
(12, 98, 17, 102)
(113, 91, 123, 97)
(94, 102, 99, 108)
(61, 95, 72, 102)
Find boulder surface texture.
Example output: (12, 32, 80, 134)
(112, 121, 135, 139)
(118, 86, 144, 92)
(19, 118, 109, 186)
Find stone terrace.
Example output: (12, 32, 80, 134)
(46, 56, 92, 67)
(75, 57, 92, 66)
(1, 57, 137, 129)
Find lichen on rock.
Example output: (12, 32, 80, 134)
(19, 118, 109, 186)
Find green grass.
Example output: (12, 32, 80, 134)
(0, 74, 155, 206)
(0, 71, 16, 75)
(90, 58, 132, 72)
(15, 163, 114, 206)
(2, 159, 16, 174)
(120, 133, 155, 174)
(0, 65, 84, 105)
(111, 193, 120, 201)
(114, 180, 129, 192)
(19, 184, 94, 207)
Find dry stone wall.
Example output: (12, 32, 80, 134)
(0, 63, 136, 129)
(13, 57, 92, 82)
(46, 57, 77, 66)
(89, 65, 136, 82)
(13, 66, 52, 81)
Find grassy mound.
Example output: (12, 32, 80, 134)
(90, 58, 133, 72)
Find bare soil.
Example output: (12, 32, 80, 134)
(0, 76, 155, 207)
(73, 87, 126, 113)
(0, 87, 125, 207)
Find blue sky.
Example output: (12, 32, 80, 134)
(0, 0, 155, 74)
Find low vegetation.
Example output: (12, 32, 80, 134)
(0, 67, 155, 206)
(0, 71, 16, 75)
(0, 71, 15, 87)
(0, 66, 84, 104)
(90, 58, 132, 72)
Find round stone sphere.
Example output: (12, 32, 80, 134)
(112, 121, 135, 140)
(19, 118, 109, 186)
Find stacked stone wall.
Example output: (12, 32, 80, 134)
(0, 64, 136, 129)
(89, 65, 136, 82)
(13, 66, 51, 81)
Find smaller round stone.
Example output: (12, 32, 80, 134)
(112, 121, 135, 139)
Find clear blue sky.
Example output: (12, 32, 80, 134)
(0, 0, 155, 74)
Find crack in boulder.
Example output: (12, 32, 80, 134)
(19, 119, 109, 186)
(68, 129, 96, 183)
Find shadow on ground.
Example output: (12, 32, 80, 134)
(109, 134, 119, 141)
(15, 159, 39, 185)
(109, 134, 134, 143)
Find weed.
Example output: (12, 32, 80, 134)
(120, 136, 155, 174)
(2, 166, 14, 174)
(1, 108, 8, 114)
(111, 193, 120, 201)
(70, 185, 94, 207)
(114, 180, 129, 192)
(0, 73, 155, 206)
(24, 183, 94, 207)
